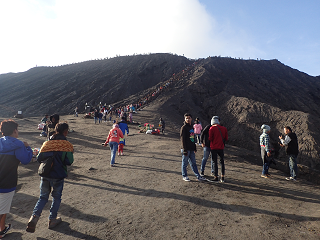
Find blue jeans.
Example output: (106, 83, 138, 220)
(211, 149, 225, 177)
(200, 146, 211, 173)
(181, 150, 200, 178)
(32, 177, 64, 219)
(261, 147, 270, 175)
(94, 117, 98, 124)
(288, 154, 298, 178)
(109, 141, 118, 165)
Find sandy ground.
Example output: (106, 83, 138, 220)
(1, 106, 320, 240)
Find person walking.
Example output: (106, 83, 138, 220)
(193, 120, 202, 145)
(103, 124, 124, 167)
(208, 116, 228, 182)
(279, 126, 299, 181)
(26, 123, 74, 232)
(0, 120, 33, 238)
(199, 123, 212, 176)
(180, 113, 206, 182)
(159, 117, 165, 134)
(260, 124, 272, 178)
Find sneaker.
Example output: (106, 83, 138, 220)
(26, 215, 39, 233)
(183, 176, 190, 182)
(266, 173, 271, 177)
(286, 177, 297, 181)
(0, 224, 11, 238)
(110, 164, 115, 167)
(48, 217, 62, 229)
(212, 176, 219, 181)
(261, 174, 269, 178)
(198, 176, 206, 181)
(200, 171, 204, 177)
(220, 177, 225, 183)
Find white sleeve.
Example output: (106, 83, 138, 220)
(280, 135, 291, 145)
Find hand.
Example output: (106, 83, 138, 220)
(23, 142, 29, 147)
(267, 152, 271, 157)
(279, 135, 283, 140)
(201, 143, 205, 148)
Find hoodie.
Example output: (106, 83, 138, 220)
(0, 136, 33, 192)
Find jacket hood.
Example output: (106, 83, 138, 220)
(0, 136, 24, 153)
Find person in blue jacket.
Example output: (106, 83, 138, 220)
(0, 120, 33, 238)
(26, 123, 74, 233)
(118, 117, 129, 145)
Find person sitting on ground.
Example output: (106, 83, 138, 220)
(0, 120, 33, 238)
(41, 114, 49, 123)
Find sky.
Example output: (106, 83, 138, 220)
(0, 0, 319, 76)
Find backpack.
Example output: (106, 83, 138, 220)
(38, 153, 57, 177)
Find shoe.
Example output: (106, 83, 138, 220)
(121, 152, 123, 156)
(48, 217, 62, 229)
(110, 164, 115, 167)
(220, 177, 225, 183)
(26, 215, 39, 233)
(118, 153, 120, 156)
(286, 177, 297, 181)
(183, 176, 190, 182)
(212, 176, 219, 181)
(200, 171, 204, 177)
(0, 224, 11, 238)
(266, 173, 271, 177)
(261, 174, 269, 178)
(198, 176, 206, 181)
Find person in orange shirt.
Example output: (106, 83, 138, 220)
(104, 124, 124, 166)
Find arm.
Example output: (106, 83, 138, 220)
(280, 135, 291, 146)
(15, 144, 33, 165)
(62, 152, 74, 166)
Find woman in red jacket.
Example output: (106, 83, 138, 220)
(104, 124, 124, 166)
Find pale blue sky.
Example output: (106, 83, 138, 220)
(0, 0, 319, 76)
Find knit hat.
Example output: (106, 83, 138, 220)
(261, 124, 271, 133)
(211, 116, 220, 125)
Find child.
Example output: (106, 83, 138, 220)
(118, 137, 125, 155)
(193, 120, 202, 145)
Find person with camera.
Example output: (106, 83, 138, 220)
(279, 126, 299, 181)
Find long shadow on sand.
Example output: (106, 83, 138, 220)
(65, 172, 320, 222)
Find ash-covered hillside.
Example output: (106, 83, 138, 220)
(1, 54, 320, 178)
(0, 53, 191, 116)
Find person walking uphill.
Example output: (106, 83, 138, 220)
(103, 124, 124, 167)
(180, 113, 206, 182)
(208, 116, 228, 182)
(26, 123, 74, 233)
(279, 126, 299, 181)
(260, 124, 272, 178)
(0, 120, 33, 238)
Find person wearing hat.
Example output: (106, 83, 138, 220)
(208, 116, 228, 182)
(260, 124, 272, 178)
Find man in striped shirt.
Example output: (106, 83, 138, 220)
(260, 124, 272, 178)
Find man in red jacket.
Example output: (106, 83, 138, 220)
(208, 116, 228, 182)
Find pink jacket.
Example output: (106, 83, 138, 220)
(105, 126, 124, 144)
(193, 123, 202, 135)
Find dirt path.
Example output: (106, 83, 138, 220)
(1, 107, 320, 239)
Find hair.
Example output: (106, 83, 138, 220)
(0, 119, 18, 136)
(194, 120, 198, 124)
(284, 126, 292, 132)
(53, 123, 69, 136)
(184, 113, 192, 118)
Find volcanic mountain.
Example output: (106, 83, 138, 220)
(0, 53, 319, 180)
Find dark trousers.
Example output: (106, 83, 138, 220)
(211, 149, 225, 177)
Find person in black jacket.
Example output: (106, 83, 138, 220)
(279, 126, 299, 181)
(199, 123, 212, 176)
(180, 113, 205, 182)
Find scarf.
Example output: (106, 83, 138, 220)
(40, 140, 73, 153)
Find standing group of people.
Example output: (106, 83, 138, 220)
(260, 124, 299, 180)
(0, 117, 74, 237)
(180, 113, 299, 183)
(180, 114, 228, 182)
